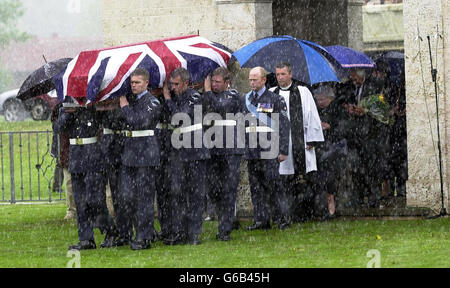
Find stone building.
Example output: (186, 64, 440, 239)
(403, 0, 449, 213)
(101, 0, 449, 215)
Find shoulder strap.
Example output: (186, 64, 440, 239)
(245, 91, 272, 127)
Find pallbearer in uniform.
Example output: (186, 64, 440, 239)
(53, 97, 117, 250)
(118, 68, 161, 250)
(162, 67, 210, 245)
(96, 100, 133, 246)
(202, 67, 245, 241)
(244, 67, 291, 230)
(154, 86, 174, 242)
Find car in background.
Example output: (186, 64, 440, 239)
(23, 90, 59, 121)
(0, 88, 58, 121)
(0, 88, 25, 122)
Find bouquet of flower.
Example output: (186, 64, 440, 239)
(358, 93, 394, 125)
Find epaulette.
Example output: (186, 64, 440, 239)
(151, 97, 160, 104)
(228, 89, 239, 95)
(190, 92, 201, 101)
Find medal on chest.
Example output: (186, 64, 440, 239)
(257, 103, 273, 113)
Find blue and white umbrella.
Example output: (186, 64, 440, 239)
(231, 35, 341, 85)
(325, 45, 375, 69)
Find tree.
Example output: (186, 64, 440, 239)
(0, 0, 28, 47)
(0, 0, 29, 91)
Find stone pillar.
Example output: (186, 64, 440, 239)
(443, 0, 450, 210)
(215, 1, 274, 217)
(215, 0, 273, 51)
(403, 0, 449, 211)
(272, 0, 363, 49)
(101, 0, 273, 51)
(347, 0, 365, 50)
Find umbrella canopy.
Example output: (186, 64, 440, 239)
(231, 35, 340, 86)
(375, 51, 404, 85)
(17, 58, 73, 101)
(325, 45, 375, 69)
(53, 35, 232, 104)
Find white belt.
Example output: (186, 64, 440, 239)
(245, 126, 274, 133)
(122, 130, 155, 137)
(103, 128, 114, 135)
(103, 128, 121, 135)
(156, 123, 175, 130)
(69, 137, 98, 145)
(174, 123, 203, 134)
(213, 120, 237, 127)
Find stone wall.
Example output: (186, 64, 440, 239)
(403, 0, 449, 211)
(363, 3, 404, 51)
(101, 0, 273, 51)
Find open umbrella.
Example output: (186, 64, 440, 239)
(325, 45, 375, 69)
(231, 35, 341, 86)
(17, 58, 73, 101)
(53, 35, 232, 104)
(375, 51, 404, 85)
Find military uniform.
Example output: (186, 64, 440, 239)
(164, 87, 210, 245)
(98, 108, 133, 244)
(243, 87, 290, 229)
(203, 88, 245, 239)
(155, 93, 174, 241)
(119, 91, 161, 247)
(53, 104, 116, 250)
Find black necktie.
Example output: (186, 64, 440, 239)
(250, 92, 258, 106)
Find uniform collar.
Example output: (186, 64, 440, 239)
(256, 86, 266, 98)
(136, 90, 147, 100)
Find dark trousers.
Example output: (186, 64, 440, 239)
(170, 159, 206, 239)
(156, 149, 172, 238)
(280, 172, 321, 222)
(248, 159, 287, 225)
(52, 162, 64, 193)
(119, 165, 156, 241)
(352, 157, 382, 207)
(207, 155, 241, 235)
(106, 163, 133, 240)
(71, 171, 115, 241)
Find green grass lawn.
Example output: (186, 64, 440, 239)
(0, 116, 52, 132)
(0, 203, 448, 268)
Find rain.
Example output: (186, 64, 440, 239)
(0, 0, 449, 270)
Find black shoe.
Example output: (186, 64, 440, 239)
(113, 237, 131, 247)
(368, 200, 380, 209)
(130, 239, 151, 250)
(232, 220, 241, 230)
(246, 222, 270, 231)
(163, 234, 186, 246)
(278, 222, 290, 230)
(187, 235, 201, 245)
(154, 231, 167, 242)
(68, 240, 96, 251)
(100, 232, 116, 248)
(216, 233, 231, 241)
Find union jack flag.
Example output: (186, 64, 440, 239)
(53, 35, 232, 104)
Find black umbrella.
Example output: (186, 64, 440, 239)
(17, 57, 72, 101)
